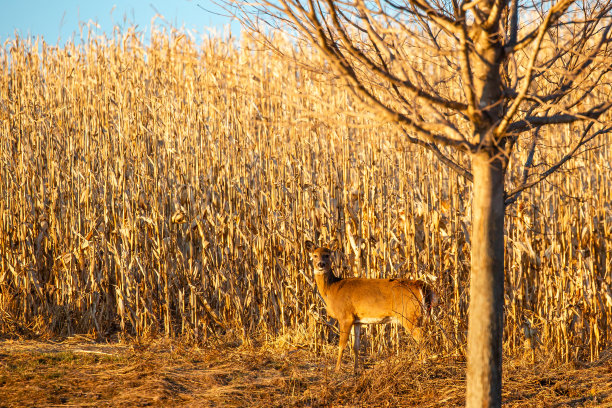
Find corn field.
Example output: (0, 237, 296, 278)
(0, 27, 611, 363)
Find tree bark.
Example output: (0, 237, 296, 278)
(466, 151, 505, 408)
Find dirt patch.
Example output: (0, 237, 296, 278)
(0, 339, 611, 407)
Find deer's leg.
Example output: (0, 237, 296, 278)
(336, 320, 353, 371)
(411, 326, 422, 343)
(353, 323, 361, 372)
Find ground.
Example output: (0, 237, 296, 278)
(1, 338, 611, 407)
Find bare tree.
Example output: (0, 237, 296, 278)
(222, 0, 612, 406)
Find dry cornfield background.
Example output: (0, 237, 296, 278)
(0, 25, 611, 376)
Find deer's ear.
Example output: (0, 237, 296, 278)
(305, 240, 316, 252)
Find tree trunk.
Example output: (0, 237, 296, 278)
(466, 151, 505, 408)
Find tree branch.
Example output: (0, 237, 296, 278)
(401, 129, 474, 182)
(507, 101, 612, 133)
(505, 123, 610, 205)
(297, 0, 474, 149)
(324, 0, 469, 111)
(494, 0, 575, 138)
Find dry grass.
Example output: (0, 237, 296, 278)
(0, 339, 611, 407)
(0, 25, 611, 368)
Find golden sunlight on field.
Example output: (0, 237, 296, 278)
(0, 25, 610, 395)
(1, 339, 611, 407)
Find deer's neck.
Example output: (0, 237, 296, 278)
(314, 269, 341, 301)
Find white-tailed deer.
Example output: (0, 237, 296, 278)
(306, 240, 436, 371)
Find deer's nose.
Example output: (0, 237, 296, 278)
(317, 261, 326, 268)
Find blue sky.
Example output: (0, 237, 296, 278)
(0, 1, 240, 45)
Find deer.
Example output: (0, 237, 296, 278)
(305, 240, 437, 372)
